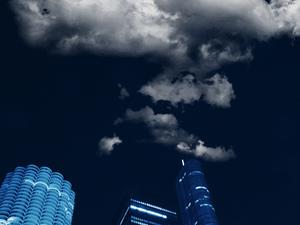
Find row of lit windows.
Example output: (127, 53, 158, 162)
(195, 186, 209, 193)
(130, 205, 167, 219)
(0, 165, 75, 225)
(131, 219, 148, 225)
(178, 170, 204, 183)
(0, 216, 19, 225)
(195, 196, 209, 204)
(24, 179, 74, 210)
(131, 216, 162, 225)
(131, 199, 176, 215)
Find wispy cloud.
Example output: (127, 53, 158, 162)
(202, 74, 236, 108)
(118, 84, 130, 100)
(177, 140, 235, 162)
(140, 74, 235, 108)
(118, 106, 197, 145)
(98, 135, 122, 155)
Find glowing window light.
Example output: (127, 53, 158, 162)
(195, 196, 209, 203)
(0, 216, 20, 225)
(199, 204, 215, 211)
(178, 172, 187, 183)
(131, 216, 161, 225)
(195, 186, 209, 192)
(131, 219, 148, 225)
(185, 202, 191, 210)
(130, 205, 167, 219)
(24, 179, 74, 211)
(188, 171, 203, 176)
(131, 199, 176, 215)
(0, 165, 75, 225)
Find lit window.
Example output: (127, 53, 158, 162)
(188, 171, 203, 176)
(195, 186, 209, 192)
(185, 202, 192, 210)
(131, 199, 176, 215)
(130, 205, 167, 219)
(199, 204, 215, 211)
(179, 172, 187, 183)
(131, 219, 148, 225)
(195, 196, 209, 203)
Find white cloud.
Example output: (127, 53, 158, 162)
(270, 0, 300, 35)
(11, 0, 300, 73)
(140, 75, 202, 106)
(116, 107, 235, 160)
(202, 74, 236, 108)
(11, 0, 177, 55)
(98, 135, 122, 154)
(177, 140, 236, 162)
(177, 142, 191, 151)
(12, 0, 300, 161)
(118, 84, 130, 99)
(121, 106, 197, 145)
(198, 40, 253, 72)
(125, 106, 178, 128)
(155, 0, 279, 40)
(140, 74, 235, 108)
(119, 88, 130, 99)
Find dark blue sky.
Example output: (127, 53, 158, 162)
(1, 1, 300, 225)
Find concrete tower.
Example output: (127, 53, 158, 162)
(0, 165, 75, 225)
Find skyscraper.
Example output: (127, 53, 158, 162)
(117, 198, 178, 225)
(176, 160, 218, 225)
(0, 165, 75, 225)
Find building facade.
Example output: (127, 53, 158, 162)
(0, 165, 75, 225)
(117, 198, 178, 225)
(176, 160, 219, 225)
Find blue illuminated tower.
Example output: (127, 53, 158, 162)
(117, 198, 178, 225)
(0, 165, 75, 225)
(176, 160, 219, 225)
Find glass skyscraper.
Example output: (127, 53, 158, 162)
(176, 160, 219, 225)
(117, 198, 178, 225)
(0, 165, 75, 225)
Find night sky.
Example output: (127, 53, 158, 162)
(1, 1, 300, 225)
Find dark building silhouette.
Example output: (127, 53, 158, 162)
(176, 160, 219, 225)
(117, 198, 178, 225)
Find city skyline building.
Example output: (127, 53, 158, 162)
(117, 198, 178, 225)
(176, 159, 219, 225)
(0, 165, 75, 225)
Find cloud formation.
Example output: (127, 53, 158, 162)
(177, 140, 236, 162)
(140, 74, 235, 107)
(98, 135, 122, 154)
(115, 107, 234, 161)
(202, 74, 236, 108)
(11, 0, 177, 56)
(118, 84, 130, 100)
(119, 106, 197, 145)
(11, 0, 300, 63)
(11, 0, 300, 161)
(11, 0, 300, 106)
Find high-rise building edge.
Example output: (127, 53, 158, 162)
(0, 165, 75, 225)
(176, 159, 219, 225)
(116, 198, 178, 225)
